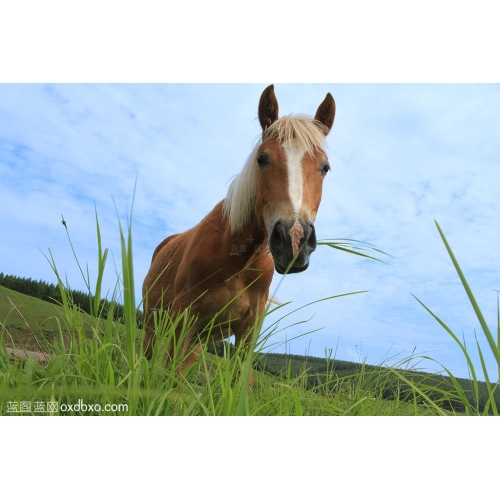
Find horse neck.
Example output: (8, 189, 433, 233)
(203, 201, 269, 275)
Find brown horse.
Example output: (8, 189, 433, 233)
(142, 85, 335, 381)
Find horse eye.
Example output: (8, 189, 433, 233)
(321, 163, 331, 175)
(257, 153, 268, 167)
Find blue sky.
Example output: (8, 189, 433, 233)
(1, 83, 499, 379)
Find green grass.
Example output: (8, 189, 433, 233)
(0, 284, 115, 356)
(0, 285, 69, 335)
(0, 215, 498, 416)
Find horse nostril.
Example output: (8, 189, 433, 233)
(306, 223, 317, 249)
(269, 220, 285, 249)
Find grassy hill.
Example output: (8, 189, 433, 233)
(0, 285, 66, 333)
(1, 285, 71, 353)
(0, 285, 123, 352)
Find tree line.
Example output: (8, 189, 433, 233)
(0, 272, 143, 325)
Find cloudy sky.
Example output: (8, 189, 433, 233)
(1, 83, 499, 380)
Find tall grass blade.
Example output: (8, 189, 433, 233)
(474, 334, 498, 415)
(92, 209, 108, 318)
(497, 292, 500, 381)
(435, 220, 500, 366)
(318, 238, 393, 264)
(412, 294, 479, 385)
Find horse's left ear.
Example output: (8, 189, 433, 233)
(258, 84, 279, 131)
(314, 93, 336, 136)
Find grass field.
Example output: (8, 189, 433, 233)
(0, 285, 67, 335)
(0, 284, 438, 416)
(1, 217, 498, 416)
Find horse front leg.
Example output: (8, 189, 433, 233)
(234, 332, 255, 387)
(233, 305, 266, 387)
(143, 305, 202, 381)
(163, 312, 206, 385)
(233, 293, 269, 387)
(143, 315, 156, 360)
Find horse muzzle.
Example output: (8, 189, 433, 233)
(268, 218, 317, 274)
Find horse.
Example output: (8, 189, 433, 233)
(142, 85, 335, 383)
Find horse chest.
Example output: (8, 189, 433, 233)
(192, 274, 264, 334)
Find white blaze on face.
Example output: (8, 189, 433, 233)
(283, 139, 307, 217)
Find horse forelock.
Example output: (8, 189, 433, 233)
(263, 114, 328, 156)
(223, 114, 327, 234)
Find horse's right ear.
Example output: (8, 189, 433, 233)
(258, 84, 279, 131)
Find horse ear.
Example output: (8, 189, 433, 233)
(258, 84, 279, 131)
(314, 93, 336, 135)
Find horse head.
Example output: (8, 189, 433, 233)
(255, 85, 335, 274)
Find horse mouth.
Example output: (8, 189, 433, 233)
(273, 259, 309, 275)
(270, 244, 312, 274)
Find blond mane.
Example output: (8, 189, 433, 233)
(222, 114, 327, 234)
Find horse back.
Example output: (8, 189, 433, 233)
(151, 233, 180, 263)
